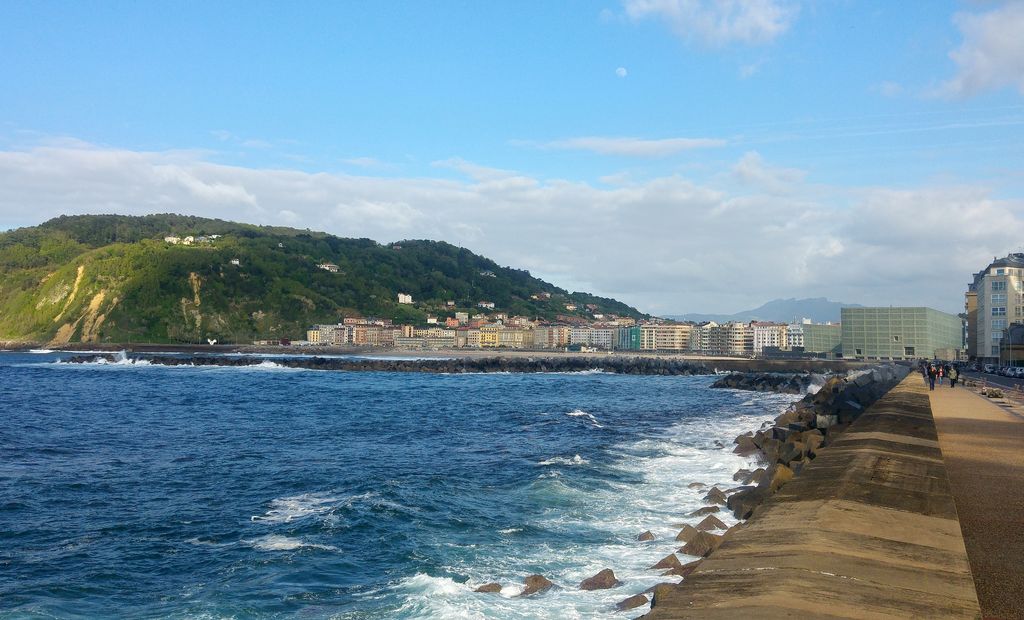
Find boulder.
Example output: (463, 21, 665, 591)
(637, 530, 655, 542)
(767, 464, 795, 492)
(696, 515, 728, 531)
(687, 482, 707, 490)
(680, 531, 724, 557)
(732, 468, 753, 482)
(616, 593, 649, 611)
(688, 505, 720, 517)
(520, 574, 553, 596)
(649, 553, 683, 571)
(733, 435, 758, 456)
(816, 414, 838, 428)
(744, 468, 767, 486)
(778, 440, 806, 465)
(579, 568, 621, 590)
(662, 559, 702, 578)
(703, 487, 728, 505)
(474, 582, 502, 593)
(759, 438, 782, 464)
(674, 524, 700, 542)
(727, 486, 769, 520)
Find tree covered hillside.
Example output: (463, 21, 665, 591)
(0, 214, 646, 344)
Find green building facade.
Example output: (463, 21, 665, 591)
(803, 323, 841, 356)
(615, 326, 641, 350)
(841, 307, 963, 360)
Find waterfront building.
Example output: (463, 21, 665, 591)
(479, 324, 501, 347)
(591, 327, 615, 350)
(803, 323, 841, 356)
(534, 325, 570, 349)
(639, 324, 692, 351)
(498, 328, 533, 349)
(751, 322, 787, 355)
(841, 307, 962, 360)
(965, 253, 1024, 363)
(616, 326, 641, 350)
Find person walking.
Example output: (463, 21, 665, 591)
(928, 364, 937, 391)
(938, 364, 945, 386)
(949, 365, 959, 389)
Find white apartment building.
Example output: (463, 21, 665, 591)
(967, 253, 1024, 362)
(751, 322, 787, 355)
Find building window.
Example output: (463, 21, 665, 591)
(993, 307, 1007, 317)
(993, 293, 1007, 303)
(993, 345, 1001, 356)
(997, 268, 1006, 275)
(993, 319, 1007, 330)
(904, 346, 915, 356)
(892, 335, 901, 342)
(855, 348, 863, 355)
(992, 280, 1007, 291)
(993, 332, 1003, 341)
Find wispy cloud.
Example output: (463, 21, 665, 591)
(623, 0, 798, 47)
(939, 1, 1024, 98)
(525, 136, 727, 157)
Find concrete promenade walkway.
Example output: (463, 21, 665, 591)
(929, 384, 1024, 620)
(643, 375, 981, 619)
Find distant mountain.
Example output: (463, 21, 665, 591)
(665, 297, 861, 324)
(0, 214, 647, 344)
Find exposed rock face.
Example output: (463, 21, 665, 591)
(616, 593, 649, 611)
(688, 506, 720, 517)
(662, 559, 702, 578)
(637, 530, 655, 541)
(696, 515, 728, 531)
(649, 553, 683, 571)
(680, 531, 724, 557)
(579, 568, 621, 590)
(520, 574, 553, 596)
(474, 582, 502, 593)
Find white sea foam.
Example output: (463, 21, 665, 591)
(251, 493, 339, 523)
(565, 409, 603, 428)
(246, 535, 337, 552)
(388, 386, 802, 619)
(28, 349, 54, 354)
(537, 454, 588, 466)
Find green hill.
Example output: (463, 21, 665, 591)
(0, 214, 646, 345)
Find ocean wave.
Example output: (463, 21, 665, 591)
(537, 454, 588, 466)
(251, 492, 339, 523)
(245, 534, 337, 552)
(28, 349, 55, 354)
(565, 409, 603, 428)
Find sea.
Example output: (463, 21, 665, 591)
(0, 351, 801, 619)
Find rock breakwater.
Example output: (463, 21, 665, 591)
(711, 372, 826, 394)
(67, 354, 719, 375)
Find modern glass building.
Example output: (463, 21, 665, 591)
(841, 307, 963, 360)
(803, 323, 841, 356)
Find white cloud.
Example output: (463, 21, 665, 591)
(940, 1, 1024, 97)
(616, 67, 628, 78)
(623, 0, 798, 47)
(1, 140, 1018, 315)
(731, 151, 806, 193)
(532, 136, 726, 157)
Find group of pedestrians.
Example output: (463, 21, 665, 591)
(921, 361, 958, 391)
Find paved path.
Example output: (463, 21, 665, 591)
(929, 384, 1024, 620)
(643, 375, 981, 619)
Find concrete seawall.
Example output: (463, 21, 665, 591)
(643, 375, 982, 619)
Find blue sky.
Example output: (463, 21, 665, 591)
(2, 1, 1023, 314)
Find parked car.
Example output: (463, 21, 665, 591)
(984, 364, 996, 373)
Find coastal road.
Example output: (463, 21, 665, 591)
(929, 385, 1024, 620)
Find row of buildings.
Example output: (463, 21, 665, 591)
(302, 316, 853, 357)
(301, 305, 971, 361)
